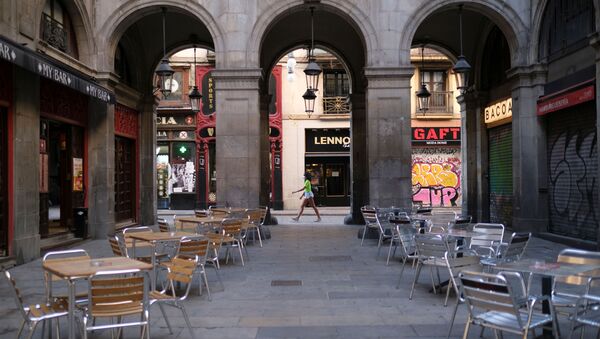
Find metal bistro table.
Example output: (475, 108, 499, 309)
(495, 258, 600, 337)
(43, 256, 152, 339)
(176, 216, 226, 232)
(128, 231, 199, 290)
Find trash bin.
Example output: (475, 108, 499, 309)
(73, 207, 88, 238)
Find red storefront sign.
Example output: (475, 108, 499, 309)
(412, 127, 461, 145)
(537, 85, 595, 116)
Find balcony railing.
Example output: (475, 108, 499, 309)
(323, 96, 351, 114)
(42, 14, 67, 52)
(415, 91, 454, 115)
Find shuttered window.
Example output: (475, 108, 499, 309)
(489, 124, 513, 228)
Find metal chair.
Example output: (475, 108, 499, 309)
(394, 224, 419, 284)
(122, 226, 170, 263)
(5, 270, 68, 339)
(220, 218, 246, 266)
(569, 293, 600, 339)
(158, 218, 173, 233)
(360, 206, 378, 246)
(481, 232, 530, 267)
(244, 208, 264, 247)
(151, 255, 198, 338)
(470, 223, 505, 258)
(409, 234, 457, 299)
(42, 249, 90, 305)
(386, 216, 411, 265)
(80, 269, 150, 339)
(459, 270, 559, 339)
(444, 250, 483, 338)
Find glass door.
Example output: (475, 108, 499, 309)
(115, 136, 135, 223)
(325, 164, 346, 197)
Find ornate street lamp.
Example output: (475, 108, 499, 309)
(303, 6, 321, 113)
(453, 5, 471, 94)
(416, 46, 431, 112)
(188, 46, 202, 112)
(155, 7, 174, 98)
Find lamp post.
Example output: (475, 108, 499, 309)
(188, 46, 202, 112)
(302, 6, 321, 114)
(453, 5, 471, 94)
(155, 7, 174, 98)
(416, 45, 431, 112)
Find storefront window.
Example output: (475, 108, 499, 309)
(170, 142, 195, 193)
(208, 141, 216, 202)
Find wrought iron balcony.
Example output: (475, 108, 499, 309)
(323, 96, 351, 114)
(42, 14, 67, 52)
(415, 91, 454, 116)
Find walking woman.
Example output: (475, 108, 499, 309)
(292, 172, 322, 222)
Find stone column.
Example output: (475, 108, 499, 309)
(507, 65, 547, 233)
(12, 67, 40, 263)
(88, 99, 115, 238)
(138, 96, 157, 226)
(364, 67, 413, 210)
(212, 69, 262, 208)
(590, 33, 600, 248)
(346, 92, 368, 224)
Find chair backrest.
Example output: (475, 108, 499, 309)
(122, 226, 153, 249)
(471, 223, 504, 248)
(245, 209, 263, 225)
(165, 255, 199, 299)
(555, 249, 600, 286)
(177, 236, 210, 262)
(503, 232, 530, 260)
(427, 225, 446, 234)
(209, 206, 229, 217)
(88, 269, 147, 317)
(360, 206, 378, 228)
(445, 250, 483, 298)
(108, 235, 126, 257)
(397, 225, 417, 255)
(43, 249, 90, 285)
(4, 271, 32, 322)
(459, 270, 527, 329)
(415, 234, 456, 259)
(221, 218, 243, 238)
(158, 218, 171, 232)
(259, 206, 269, 225)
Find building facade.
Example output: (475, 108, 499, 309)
(0, 0, 599, 262)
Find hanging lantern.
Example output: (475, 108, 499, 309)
(416, 84, 431, 112)
(156, 58, 174, 98)
(188, 46, 202, 112)
(453, 5, 471, 94)
(302, 89, 317, 116)
(304, 59, 321, 92)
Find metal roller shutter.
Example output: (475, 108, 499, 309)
(489, 124, 513, 228)
(547, 102, 597, 240)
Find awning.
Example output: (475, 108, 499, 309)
(537, 80, 595, 116)
(0, 35, 115, 104)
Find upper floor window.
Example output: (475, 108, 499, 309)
(41, 0, 78, 58)
(114, 44, 132, 87)
(421, 70, 446, 92)
(538, 0, 594, 61)
(324, 70, 349, 97)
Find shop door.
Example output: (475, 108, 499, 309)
(547, 102, 597, 240)
(488, 124, 512, 228)
(305, 157, 350, 206)
(115, 136, 135, 223)
(0, 108, 7, 255)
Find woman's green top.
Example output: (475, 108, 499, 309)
(304, 179, 311, 193)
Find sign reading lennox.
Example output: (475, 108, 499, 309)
(484, 98, 512, 124)
(412, 127, 461, 145)
(537, 85, 595, 116)
(305, 128, 350, 153)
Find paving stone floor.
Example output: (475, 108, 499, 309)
(0, 216, 593, 338)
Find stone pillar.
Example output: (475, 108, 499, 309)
(138, 96, 157, 226)
(364, 67, 413, 210)
(459, 92, 486, 220)
(346, 92, 368, 224)
(212, 69, 262, 208)
(88, 99, 115, 238)
(12, 67, 40, 263)
(590, 33, 600, 248)
(507, 65, 547, 233)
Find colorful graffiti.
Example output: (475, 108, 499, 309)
(412, 147, 461, 207)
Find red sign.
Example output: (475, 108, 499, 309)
(412, 127, 461, 145)
(537, 85, 595, 116)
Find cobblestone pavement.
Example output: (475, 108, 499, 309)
(0, 217, 589, 338)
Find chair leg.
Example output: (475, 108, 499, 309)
(157, 303, 173, 334)
(462, 316, 471, 339)
(444, 279, 452, 307)
(409, 262, 423, 300)
(429, 266, 437, 294)
(180, 305, 196, 339)
(26, 321, 38, 339)
(238, 243, 245, 266)
(361, 225, 367, 246)
(202, 270, 212, 301)
(16, 319, 26, 338)
(396, 257, 407, 289)
(386, 239, 395, 265)
(256, 226, 263, 247)
(447, 298, 460, 338)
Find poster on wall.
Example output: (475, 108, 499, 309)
(39, 154, 48, 193)
(412, 147, 461, 207)
(73, 157, 83, 191)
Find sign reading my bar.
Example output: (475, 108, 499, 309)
(412, 127, 461, 145)
(0, 35, 114, 103)
(537, 85, 595, 116)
